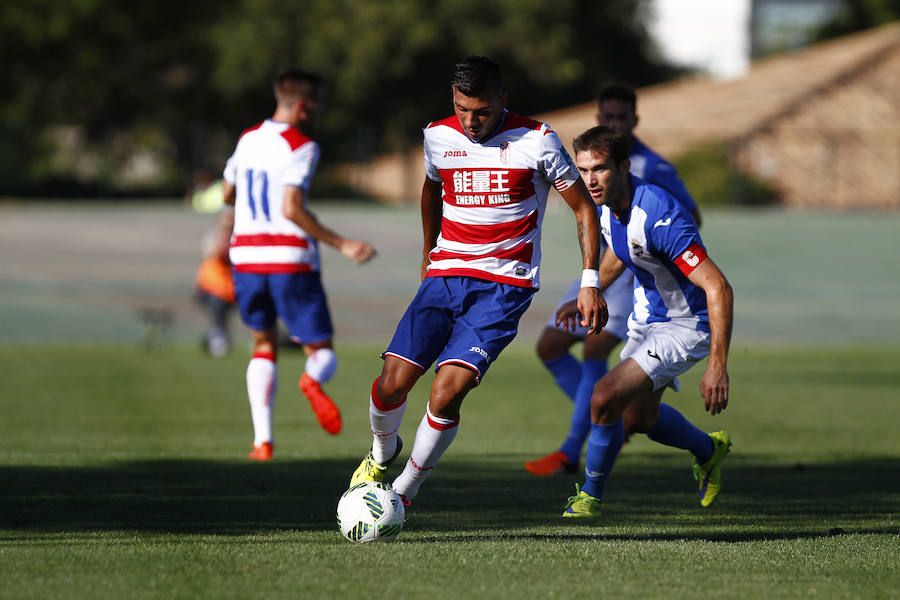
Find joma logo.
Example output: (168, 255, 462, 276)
(443, 150, 468, 158)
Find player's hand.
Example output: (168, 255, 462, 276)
(340, 239, 377, 264)
(554, 300, 580, 332)
(576, 287, 607, 335)
(699, 364, 729, 415)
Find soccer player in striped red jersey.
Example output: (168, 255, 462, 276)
(222, 69, 377, 460)
(560, 126, 734, 517)
(349, 56, 606, 505)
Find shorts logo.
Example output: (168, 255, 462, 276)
(515, 266, 527, 276)
(443, 150, 468, 158)
(647, 349, 661, 360)
(468, 346, 489, 359)
(681, 250, 700, 267)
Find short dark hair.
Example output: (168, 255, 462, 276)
(573, 126, 630, 166)
(274, 68, 325, 106)
(450, 55, 502, 98)
(598, 82, 637, 112)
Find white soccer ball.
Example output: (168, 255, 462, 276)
(336, 481, 405, 543)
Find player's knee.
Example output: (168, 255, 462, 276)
(536, 328, 569, 363)
(590, 380, 626, 424)
(305, 348, 337, 383)
(376, 371, 414, 407)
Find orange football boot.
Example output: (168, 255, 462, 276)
(248, 441, 273, 461)
(524, 451, 578, 476)
(299, 373, 342, 435)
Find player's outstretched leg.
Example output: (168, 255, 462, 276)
(391, 407, 460, 502)
(299, 348, 341, 434)
(692, 430, 732, 507)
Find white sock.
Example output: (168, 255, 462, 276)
(247, 352, 277, 445)
(369, 377, 407, 464)
(305, 348, 337, 383)
(391, 406, 459, 499)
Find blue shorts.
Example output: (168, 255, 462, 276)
(384, 276, 534, 383)
(233, 270, 333, 344)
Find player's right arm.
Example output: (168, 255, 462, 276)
(282, 186, 376, 264)
(420, 176, 443, 280)
(557, 178, 606, 334)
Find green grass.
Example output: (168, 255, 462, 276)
(1, 344, 898, 599)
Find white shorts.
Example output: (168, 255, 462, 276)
(619, 320, 710, 391)
(546, 270, 632, 340)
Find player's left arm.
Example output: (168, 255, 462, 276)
(420, 176, 443, 281)
(558, 179, 606, 334)
(685, 255, 733, 414)
(283, 186, 376, 264)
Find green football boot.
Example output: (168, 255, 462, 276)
(692, 430, 732, 507)
(349, 437, 403, 487)
(562, 484, 602, 518)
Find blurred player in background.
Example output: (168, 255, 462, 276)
(223, 68, 377, 460)
(349, 56, 605, 506)
(560, 126, 732, 517)
(193, 205, 236, 356)
(526, 82, 702, 476)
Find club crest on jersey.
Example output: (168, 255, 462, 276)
(631, 239, 645, 257)
(499, 142, 510, 165)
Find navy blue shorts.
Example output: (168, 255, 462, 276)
(233, 270, 333, 344)
(384, 276, 534, 383)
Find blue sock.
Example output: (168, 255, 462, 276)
(647, 403, 714, 463)
(581, 420, 624, 500)
(543, 353, 580, 402)
(559, 359, 608, 463)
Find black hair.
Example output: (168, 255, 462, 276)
(450, 55, 502, 98)
(597, 82, 637, 112)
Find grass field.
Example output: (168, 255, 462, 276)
(1, 204, 898, 598)
(1, 343, 898, 599)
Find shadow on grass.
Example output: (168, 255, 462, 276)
(1, 454, 897, 541)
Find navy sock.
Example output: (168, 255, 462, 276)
(543, 353, 580, 402)
(559, 359, 608, 463)
(647, 403, 713, 463)
(581, 420, 624, 500)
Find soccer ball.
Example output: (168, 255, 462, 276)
(336, 481, 405, 543)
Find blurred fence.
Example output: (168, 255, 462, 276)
(1, 201, 898, 348)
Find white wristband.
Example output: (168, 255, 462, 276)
(580, 269, 600, 288)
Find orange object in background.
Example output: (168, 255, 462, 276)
(195, 257, 235, 303)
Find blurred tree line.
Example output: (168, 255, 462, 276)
(0, 0, 678, 198)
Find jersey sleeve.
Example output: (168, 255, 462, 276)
(647, 201, 706, 276)
(422, 125, 442, 182)
(538, 126, 579, 192)
(283, 141, 320, 190)
(647, 162, 698, 216)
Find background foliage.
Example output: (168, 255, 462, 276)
(0, 0, 675, 197)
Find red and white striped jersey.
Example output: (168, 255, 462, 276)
(223, 119, 321, 274)
(423, 110, 579, 288)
